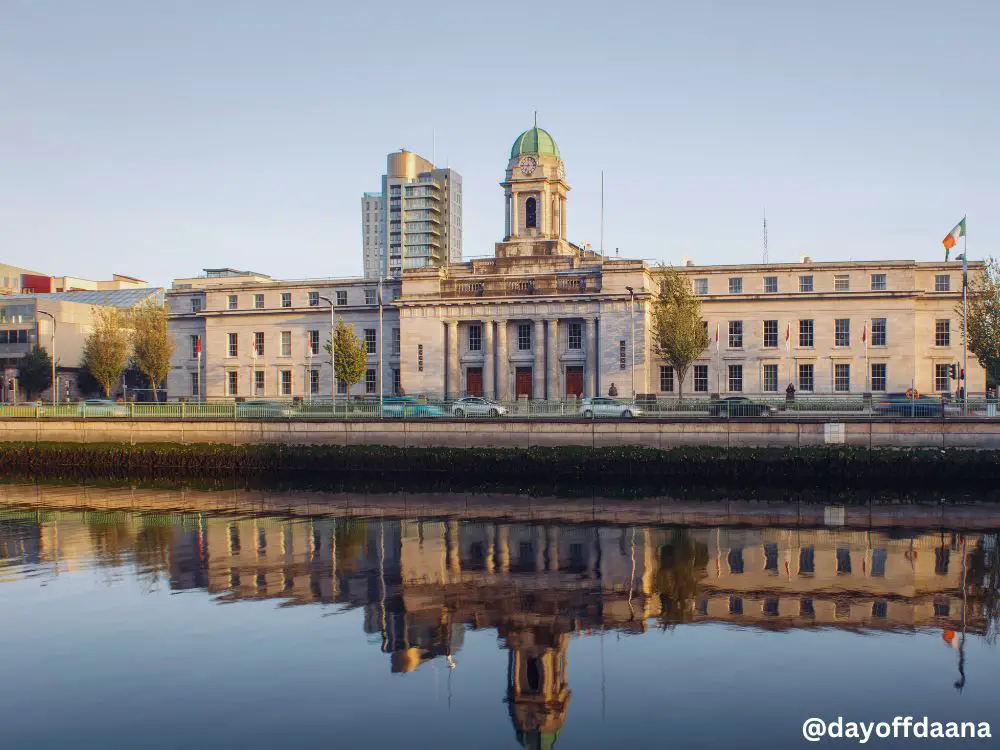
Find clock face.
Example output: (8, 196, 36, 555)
(518, 156, 537, 176)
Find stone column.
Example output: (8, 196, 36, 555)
(497, 525, 510, 573)
(546, 319, 560, 400)
(484, 320, 495, 400)
(546, 526, 559, 572)
(533, 319, 545, 400)
(486, 524, 496, 575)
(446, 520, 461, 578)
(560, 196, 567, 240)
(497, 321, 509, 400)
(446, 320, 459, 399)
(504, 194, 511, 238)
(585, 317, 597, 398)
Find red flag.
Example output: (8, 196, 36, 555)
(715, 323, 720, 349)
(195, 337, 202, 355)
(862, 324, 867, 344)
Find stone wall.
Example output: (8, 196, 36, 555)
(2, 417, 1000, 449)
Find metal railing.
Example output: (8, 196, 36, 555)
(0, 394, 996, 420)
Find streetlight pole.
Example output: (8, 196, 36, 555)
(37, 310, 56, 406)
(377, 277, 384, 414)
(319, 296, 337, 413)
(625, 286, 636, 400)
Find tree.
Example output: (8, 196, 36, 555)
(131, 301, 175, 402)
(324, 320, 367, 396)
(81, 306, 130, 397)
(962, 257, 1000, 387)
(650, 266, 710, 401)
(654, 530, 710, 626)
(16, 345, 52, 400)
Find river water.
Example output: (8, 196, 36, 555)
(2, 485, 999, 749)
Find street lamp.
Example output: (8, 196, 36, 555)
(624, 286, 636, 400)
(377, 277, 384, 414)
(318, 295, 337, 412)
(36, 310, 57, 406)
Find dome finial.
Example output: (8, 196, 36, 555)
(534, 110, 538, 128)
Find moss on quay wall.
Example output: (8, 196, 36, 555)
(1, 441, 999, 493)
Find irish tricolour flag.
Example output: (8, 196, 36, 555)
(942, 217, 966, 261)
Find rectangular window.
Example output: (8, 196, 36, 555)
(935, 274, 951, 292)
(871, 363, 887, 391)
(834, 363, 851, 392)
(191, 371, 200, 397)
(935, 363, 950, 392)
(835, 318, 850, 347)
(619, 340, 627, 369)
(799, 319, 814, 348)
(191, 298, 203, 313)
(228, 294, 238, 310)
(392, 368, 401, 395)
(253, 331, 264, 357)
(764, 276, 778, 293)
(728, 364, 743, 392)
(227, 371, 238, 396)
(799, 275, 814, 292)
(392, 328, 401, 356)
(659, 365, 674, 392)
(728, 277, 743, 294)
(337, 378, 347, 395)
(765, 543, 779, 572)
(365, 289, 376, 305)
(763, 364, 778, 392)
(417, 344, 424, 372)
(280, 370, 292, 396)
(871, 548, 887, 577)
(281, 292, 291, 308)
(365, 368, 376, 394)
(468, 324, 482, 352)
(227, 332, 238, 358)
(310, 369, 319, 395)
(518, 324, 531, 351)
(280, 331, 291, 357)
(799, 364, 814, 392)
(799, 546, 815, 575)
(728, 320, 743, 348)
(336, 290, 347, 306)
(694, 365, 708, 392)
(254, 370, 264, 395)
(364, 328, 376, 355)
(871, 273, 886, 291)
(309, 330, 319, 355)
(834, 274, 850, 291)
(763, 320, 778, 348)
(308, 291, 319, 306)
(935, 319, 950, 346)
(568, 322, 582, 350)
(694, 278, 708, 296)
(254, 294, 264, 309)
(190, 335, 200, 359)
(871, 318, 887, 347)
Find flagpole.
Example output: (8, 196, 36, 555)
(963, 226, 969, 416)
(864, 322, 869, 392)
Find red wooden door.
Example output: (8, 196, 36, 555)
(565, 366, 584, 398)
(466, 367, 483, 397)
(515, 367, 533, 399)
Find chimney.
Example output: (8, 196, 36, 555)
(800, 254, 812, 264)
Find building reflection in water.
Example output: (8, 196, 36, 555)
(2, 507, 998, 748)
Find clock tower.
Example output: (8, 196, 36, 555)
(498, 118, 573, 257)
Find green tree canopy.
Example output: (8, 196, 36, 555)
(963, 258, 1000, 387)
(650, 266, 710, 400)
(324, 320, 367, 395)
(82, 306, 130, 397)
(16, 345, 52, 400)
(130, 301, 175, 402)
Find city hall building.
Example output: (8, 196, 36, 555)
(166, 124, 984, 400)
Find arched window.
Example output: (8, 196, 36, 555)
(525, 197, 537, 229)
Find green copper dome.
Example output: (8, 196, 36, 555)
(510, 126, 560, 160)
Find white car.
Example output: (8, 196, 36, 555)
(452, 396, 507, 418)
(578, 397, 642, 419)
(77, 399, 128, 417)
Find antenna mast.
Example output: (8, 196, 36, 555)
(600, 170, 605, 256)
(762, 210, 769, 264)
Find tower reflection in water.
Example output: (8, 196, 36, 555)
(2, 509, 997, 748)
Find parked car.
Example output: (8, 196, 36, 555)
(873, 392, 943, 417)
(381, 396, 445, 418)
(452, 396, 507, 418)
(77, 399, 128, 417)
(236, 400, 294, 418)
(578, 397, 642, 419)
(707, 397, 774, 417)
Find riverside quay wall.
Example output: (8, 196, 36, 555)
(2, 418, 1000, 449)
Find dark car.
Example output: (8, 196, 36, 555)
(707, 396, 774, 417)
(873, 393, 943, 417)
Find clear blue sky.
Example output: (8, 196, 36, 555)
(2, 1, 996, 286)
